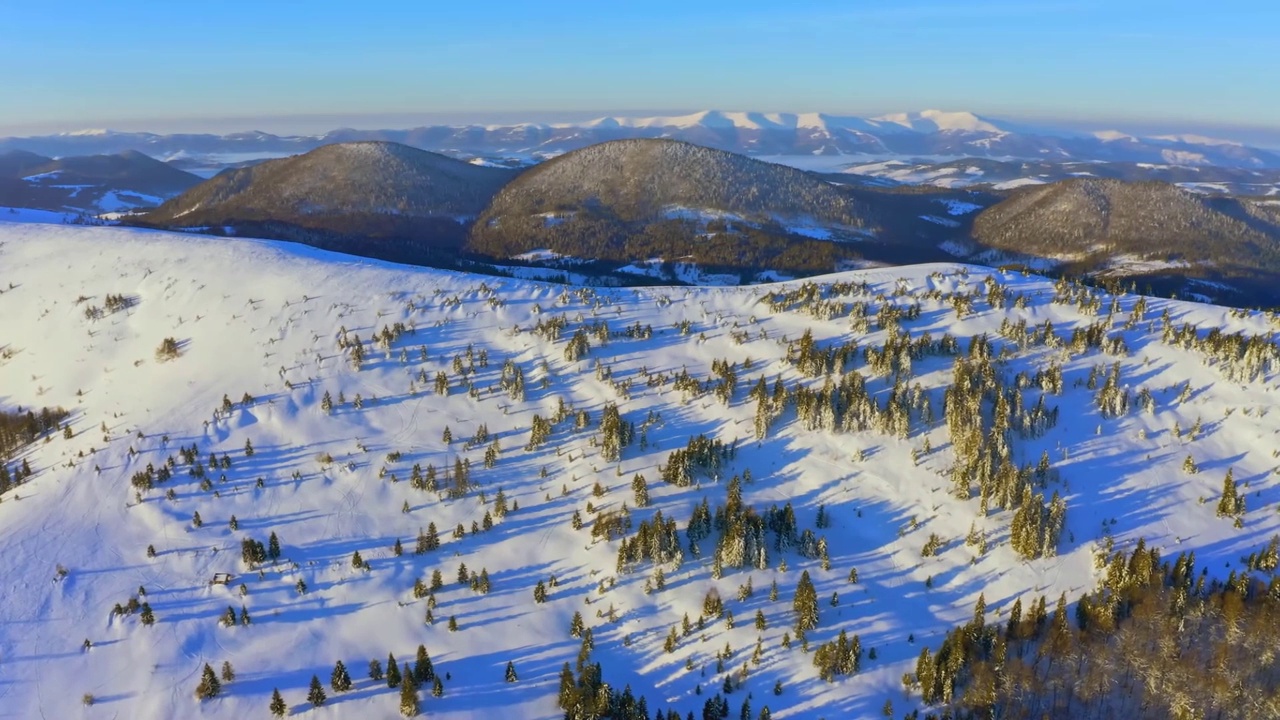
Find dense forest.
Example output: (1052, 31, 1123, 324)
(0, 405, 67, 493)
(905, 538, 1280, 720)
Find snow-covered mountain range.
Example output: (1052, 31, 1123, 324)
(5, 110, 1278, 169)
(4, 220, 1280, 718)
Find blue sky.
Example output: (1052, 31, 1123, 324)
(1, 0, 1277, 139)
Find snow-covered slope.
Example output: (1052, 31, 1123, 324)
(868, 110, 1008, 134)
(3, 222, 1280, 719)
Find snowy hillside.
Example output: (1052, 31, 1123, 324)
(3, 222, 1280, 719)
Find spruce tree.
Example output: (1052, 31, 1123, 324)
(399, 670, 419, 717)
(331, 659, 352, 692)
(221, 660, 235, 683)
(792, 571, 819, 633)
(431, 676, 444, 698)
(413, 644, 433, 683)
(196, 663, 221, 699)
(269, 688, 287, 717)
(505, 660, 518, 682)
(1218, 469, 1244, 518)
(369, 658, 384, 681)
(386, 653, 401, 687)
(307, 675, 327, 707)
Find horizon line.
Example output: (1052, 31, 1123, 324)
(3, 108, 1279, 149)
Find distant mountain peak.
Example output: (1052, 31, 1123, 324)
(871, 110, 1007, 134)
(1152, 133, 1243, 148)
(1093, 130, 1138, 142)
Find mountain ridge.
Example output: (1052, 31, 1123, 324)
(8, 110, 1278, 169)
(0, 149, 201, 213)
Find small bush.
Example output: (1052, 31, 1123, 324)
(156, 337, 180, 362)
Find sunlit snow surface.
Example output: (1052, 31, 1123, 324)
(2, 221, 1279, 719)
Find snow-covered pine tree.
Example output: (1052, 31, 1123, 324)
(330, 659, 352, 692)
(399, 669, 419, 717)
(196, 663, 220, 699)
(413, 644, 433, 683)
(307, 675, 326, 707)
(792, 571, 819, 633)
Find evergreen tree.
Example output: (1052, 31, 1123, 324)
(196, 663, 221, 699)
(369, 658, 384, 682)
(792, 571, 819, 633)
(399, 670, 419, 717)
(414, 644, 434, 683)
(1217, 468, 1245, 518)
(431, 676, 444, 697)
(505, 660, 518, 682)
(331, 659, 352, 692)
(307, 675, 327, 707)
(632, 473, 650, 507)
(386, 653, 401, 687)
(268, 531, 280, 560)
(269, 688, 287, 718)
(140, 602, 155, 626)
(221, 660, 235, 683)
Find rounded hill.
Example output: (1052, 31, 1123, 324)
(973, 177, 1280, 276)
(147, 142, 515, 224)
(467, 139, 876, 275)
